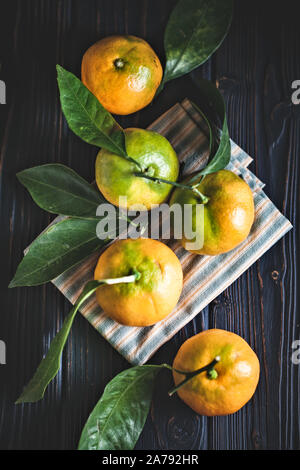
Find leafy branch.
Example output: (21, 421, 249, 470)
(16, 273, 141, 403)
(78, 357, 220, 450)
(189, 77, 231, 179)
(158, 0, 233, 92)
(57, 65, 142, 170)
(135, 78, 231, 196)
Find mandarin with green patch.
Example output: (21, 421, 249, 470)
(173, 329, 260, 416)
(170, 169, 255, 255)
(95, 128, 179, 210)
(94, 238, 183, 326)
(81, 35, 163, 115)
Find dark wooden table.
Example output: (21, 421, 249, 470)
(0, 0, 299, 450)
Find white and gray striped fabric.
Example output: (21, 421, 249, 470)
(50, 99, 292, 365)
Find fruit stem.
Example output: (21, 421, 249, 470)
(189, 174, 206, 187)
(166, 356, 220, 397)
(122, 155, 144, 172)
(134, 172, 209, 204)
(101, 271, 141, 285)
(114, 58, 125, 69)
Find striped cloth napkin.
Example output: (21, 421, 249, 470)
(51, 99, 292, 365)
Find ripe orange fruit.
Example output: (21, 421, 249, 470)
(170, 170, 255, 255)
(95, 127, 179, 210)
(172, 329, 260, 416)
(94, 238, 183, 326)
(81, 35, 163, 115)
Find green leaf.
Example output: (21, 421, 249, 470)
(9, 217, 106, 287)
(191, 77, 231, 176)
(162, 0, 233, 85)
(15, 273, 139, 404)
(15, 280, 101, 403)
(78, 365, 163, 450)
(17, 164, 104, 217)
(56, 65, 127, 156)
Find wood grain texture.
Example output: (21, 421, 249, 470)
(0, 0, 299, 450)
